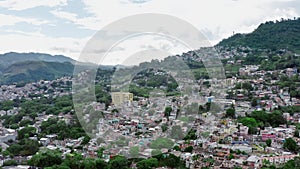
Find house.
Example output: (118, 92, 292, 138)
(40, 138, 50, 146)
(0, 129, 17, 142)
(247, 155, 260, 168)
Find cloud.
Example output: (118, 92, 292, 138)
(128, 0, 152, 4)
(50, 9, 102, 30)
(0, 14, 48, 27)
(120, 0, 152, 4)
(81, 0, 299, 44)
(0, 0, 67, 10)
(50, 10, 77, 21)
(0, 32, 88, 60)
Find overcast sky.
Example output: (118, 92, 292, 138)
(0, 0, 299, 61)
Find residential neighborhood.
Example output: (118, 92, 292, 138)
(0, 45, 300, 169)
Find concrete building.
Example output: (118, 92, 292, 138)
(111, 92, 133, 106)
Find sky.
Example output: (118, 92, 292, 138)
(0, 0, 299, 62)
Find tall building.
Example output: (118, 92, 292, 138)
(111, 92, 133, 106)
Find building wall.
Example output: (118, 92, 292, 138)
(0, 134, 17, 143)
(111, 92, 133, 106)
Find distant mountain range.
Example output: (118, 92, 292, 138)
(0, 52, 75, 84)
(0, 52, 74, 66)
(217, 18, 300, 52)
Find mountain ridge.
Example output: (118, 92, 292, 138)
(217, 18, 300, 52)
(0, 52, 75, 68)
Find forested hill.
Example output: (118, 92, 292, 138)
(0, 52, 75, 84)
(217, 18, 300, 52)
(0, 52, 74, 66)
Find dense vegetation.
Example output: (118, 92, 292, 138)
(238, 110, 287, 134)
(0, 52, 76, 84)
(0, 95, 74, 128)
(0, 95, 88, 158)
(218, 18, 300, 52)
(27, 149, 187, 169)
(0, 61, 74, 84)
(129, 68, 179, 97)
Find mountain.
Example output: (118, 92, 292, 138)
(217, 18, 300, 52)
(0, 52, 110, 84)
(0, 61, 74, 84)
(0, 52, 77, 84)
(0, 52, 75, 68)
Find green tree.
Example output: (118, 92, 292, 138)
(3, 160, 17, 166)
(96, 147, 105, 158)
(136, 158, 158, 169)
(2, 150, 10, 156)
(239, 117, 258, 134)
(164, 107, 172, 118)
(266, 139, 272, 147)
(81, 135, 91, 145)
(81, 158, 96, 169)
(63, 153, 83, 169)
(20, 139, 39, 155)
(17, 126, 36, 140)
(183, 129, 197, 140)
(108, 156, 129, 169)
(95, 158, 108, 169)
(173, 145, 181, 151)
(283, 138, 298, 152)
(268, 110, 286, 127)
(163, 154, 182, 168)
(282, 159, 298, 169)
(7, 144, 22, 156)
(28, 150, 63, 168)
(228, 153, 234, 160)
(184, 146, 193, 153)
(0, 100, 14, 111)
(225, 108, 235, 118)
(161, 123, 168, 132)
(294, 129, 300, 138)
(251, 98, 258, 107)
(19, 119, 34, 127)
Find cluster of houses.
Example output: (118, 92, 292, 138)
(0, 53, 300, 168)
(0, 76, 72, 102)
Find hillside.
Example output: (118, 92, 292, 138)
(0, 52, 77, 84)
(0, 61, 74, 84)
(217, 18, 300, 52)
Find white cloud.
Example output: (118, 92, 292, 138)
(50, 10, 77, 21)
(120, 0, 152, 4)
(50, 10, 102, 30)
(0, 0, 67, 10)
(0, 14, 48, 27)
(0, 32, 88, 60)
(81, 0, 299, 44)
